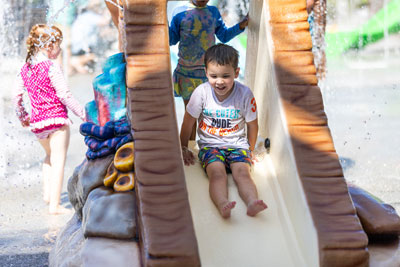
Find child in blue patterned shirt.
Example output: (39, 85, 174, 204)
(169, 0, 248, 139)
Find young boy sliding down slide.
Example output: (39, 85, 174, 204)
(169, 0, 248, 139)
(180, 44, 267, 218)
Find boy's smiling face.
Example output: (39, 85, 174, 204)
(206, 61, 240, 102)
(191, 0, 209, 7)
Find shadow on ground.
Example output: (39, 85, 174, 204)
(0, 252, 49, 267)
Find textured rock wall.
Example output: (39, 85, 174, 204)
(51, 155, 140, 267)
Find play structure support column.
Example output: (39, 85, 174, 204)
(246, 0, 369, 266)
(121, 0, 201, 266)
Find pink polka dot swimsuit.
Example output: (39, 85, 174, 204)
(20, 60, 69, 131)
(15, 53, 85, 137)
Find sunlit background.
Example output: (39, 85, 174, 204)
(0, 0, 399, 265)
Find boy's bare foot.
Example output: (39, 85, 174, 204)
(247, 200, 267, 216)
(219, 201, 236, 218)
(49, 206, 71, 215)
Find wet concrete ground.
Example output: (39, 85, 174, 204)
(0, 72, 96, 267)
(0, 34, 399, 266)
(323, 34, 400, 212)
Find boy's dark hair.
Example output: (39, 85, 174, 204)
(204, 44, 239, 69)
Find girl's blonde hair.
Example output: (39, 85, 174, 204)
(25, 24, 63, 63)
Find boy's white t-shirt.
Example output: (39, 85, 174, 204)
(186, 81, 257, 150)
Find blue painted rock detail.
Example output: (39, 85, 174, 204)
(85, 52, 127, 126)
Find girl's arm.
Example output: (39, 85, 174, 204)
(180, 111, 196, 165)
(169, 12, 181, 46)
(246, 118, 258, 153)
(49, 64, 86, 121)
(14, 74, 30, 127)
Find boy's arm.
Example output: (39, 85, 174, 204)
(180, 111, 197, 165)
(169, 14, 181, 46)
(246, 118, 258, 153)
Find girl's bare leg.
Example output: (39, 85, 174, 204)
(183, 99, 197, 140)
(38, 138, 51, 203)
(48, 125, 70, 214)
(206, 162, 236, 218)
(230, 162, 267, 216)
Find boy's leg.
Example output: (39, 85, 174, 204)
(206, 162, 236, 218)
(48, 125, 70, 214)
(230, 162, 267, 216)
(38, 138, 51, 203)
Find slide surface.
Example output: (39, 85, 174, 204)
(326, 0, 400, 56)
(184, 143, 314, 266)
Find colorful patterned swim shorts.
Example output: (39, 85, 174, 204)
(173, 64, 207, 101)
(198, 147, 252, 171)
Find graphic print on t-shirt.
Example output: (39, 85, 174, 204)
(199, 107, 242, 137)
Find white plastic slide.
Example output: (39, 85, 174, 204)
(178, 0, 320, 265)
(184, 143, 317, 267)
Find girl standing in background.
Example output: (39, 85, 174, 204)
(14, 24, 86, 214)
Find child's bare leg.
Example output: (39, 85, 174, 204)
(38, 138, 51, 203)
(206, 162, 236, 218)
(42, 156, 51, 203)
(231, 163, 267, 216)
(183, 99, 197, 140)
(48, 125, 70, 214)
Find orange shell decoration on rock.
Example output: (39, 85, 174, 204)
(104, 161, 118, 187)
(114, 172, 135, 192)
(114, 142, 134, 172)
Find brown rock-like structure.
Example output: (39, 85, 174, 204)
(68, 155, 113, 219)
(122, 0, 200, 265)
(51, 156, 140, 267)
(349, 185, 400, 236)
(83, 187, 137, 239)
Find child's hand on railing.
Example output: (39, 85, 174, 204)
(182, 146, 195, 166)
(239, 14, 249, 30)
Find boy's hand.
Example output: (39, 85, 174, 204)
(182, 146, 195, 166)
(250, 150, 256, 164)
(239, 14, 249, 30)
